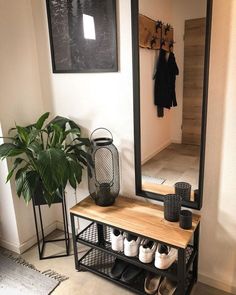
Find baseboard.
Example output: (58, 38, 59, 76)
(171, 138, 182, 144)
(2, 219, 76, 254)
(199, 273, 236, 294)
(56, 220, 65, 231)
(0, 221, 58, 254)
(141, 140, 171, 165)
(19, 221, 58, 254)
(0, 239, 21, 254)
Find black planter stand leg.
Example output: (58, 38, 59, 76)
(62, 195, 70, 255)
(32, 203, 41, 259)
(32, 195, 70, 260)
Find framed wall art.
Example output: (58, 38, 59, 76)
(46, 0, 118, 73)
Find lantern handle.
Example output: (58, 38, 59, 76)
(90, 128, 113, 142)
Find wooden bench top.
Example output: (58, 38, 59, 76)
(70, 195, 200, 248)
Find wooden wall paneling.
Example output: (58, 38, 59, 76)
(182, 18, 206, 145)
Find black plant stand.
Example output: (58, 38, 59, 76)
(32, 193, 70, 260)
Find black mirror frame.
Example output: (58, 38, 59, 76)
(132, 0, 213, 210)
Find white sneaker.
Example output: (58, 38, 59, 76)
(139, 239, 157, 263)
(154, 244, 177, 269)
(111, 228, 124, 252)
(124, 234, 141, 257)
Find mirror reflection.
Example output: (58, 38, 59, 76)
(140, 0, 207, 201)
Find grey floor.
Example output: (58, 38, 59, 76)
(142, 143, 200, 189)
(20, 231, 233, 295)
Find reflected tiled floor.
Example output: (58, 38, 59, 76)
(142, 143, 200, 190)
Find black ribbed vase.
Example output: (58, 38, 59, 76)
(164, 194, 181, 222)
(175, 182, 191, 201)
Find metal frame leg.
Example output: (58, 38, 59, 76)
(70, 213, 80, 270)
(193, 223, 200, 283)
(177, 248, 186, 295)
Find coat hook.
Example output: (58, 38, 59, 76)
(156, 20, 163, 32)
(161, 39, 165, 48)
(150, 37, 156, 48)
(165, 23, 172, 34)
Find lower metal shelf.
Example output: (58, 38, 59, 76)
(78, 247, 195, 295)
(77, 222, 196, 282)
(79, 247, 147, 294)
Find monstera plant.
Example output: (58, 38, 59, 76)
(0, 112, 90, 206)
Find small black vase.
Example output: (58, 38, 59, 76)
(179, 210, 192, 229)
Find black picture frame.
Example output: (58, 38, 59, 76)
(46, 0, 118, 73)
(131, 0, 213, 210)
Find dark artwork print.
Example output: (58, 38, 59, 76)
(46, 0, 117, 72)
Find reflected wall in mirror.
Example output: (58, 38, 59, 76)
(132, 0, 213, 209)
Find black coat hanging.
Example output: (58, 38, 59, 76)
(154, 48, 179, 116)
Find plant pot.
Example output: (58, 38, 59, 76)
(33, 183, 62, 206)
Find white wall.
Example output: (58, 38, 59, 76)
(0, 128, 20, 252)
(199, 1, 236, 292)
(0, 0, 57, 253)
(139, 0, 173, 162)
(31, 0, 135, 230)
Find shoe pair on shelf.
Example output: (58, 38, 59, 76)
(139, 240, 178, 269)
(109, 258, 143, 283)
(111, 228, 141, 257)
(110, 261, 176, 295)
(145, 272, 177, 295)
(111, 228, 177, 269)
(111, 228, 155, 260)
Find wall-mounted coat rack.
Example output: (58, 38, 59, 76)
(139, 14, 174, 51)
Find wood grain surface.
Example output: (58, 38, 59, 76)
(142, 182, 195, 201)
(70, 195, 200, 248)
(182, 18, 206, 145)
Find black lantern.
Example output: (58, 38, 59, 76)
(88, 128, 120, 206)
